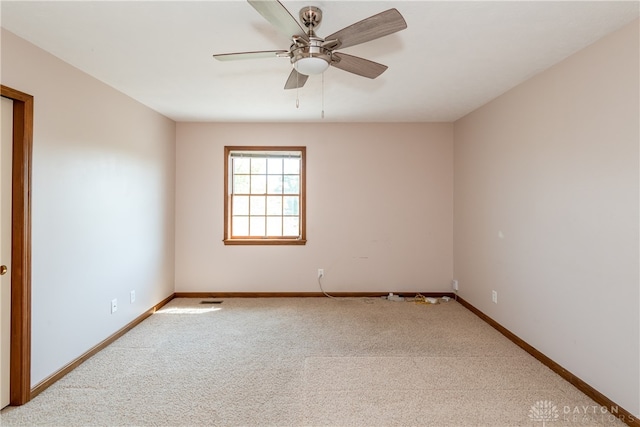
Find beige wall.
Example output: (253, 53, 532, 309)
(454, 19, 639, 416)
(176, 122, 453, 293)
(1, 29, 176, 386)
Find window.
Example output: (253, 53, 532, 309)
(224, 146, 306, 245)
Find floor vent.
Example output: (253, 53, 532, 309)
(200, 300, 223, 304)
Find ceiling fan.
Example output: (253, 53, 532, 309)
(213, 0, 407, 90)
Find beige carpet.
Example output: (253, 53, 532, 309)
(0, 297, 625, 426)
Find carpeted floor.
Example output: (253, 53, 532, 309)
(0, 297, 625, 426)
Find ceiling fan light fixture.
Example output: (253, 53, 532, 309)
(295, 56, 330, 75)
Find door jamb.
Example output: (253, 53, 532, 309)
(1, 84, 32, 406)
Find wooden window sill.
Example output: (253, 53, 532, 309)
(223, 239, 307, 246)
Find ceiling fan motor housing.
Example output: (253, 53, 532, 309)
(291, 37, 331, 75)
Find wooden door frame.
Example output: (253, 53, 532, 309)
(1, 85, 32, 406)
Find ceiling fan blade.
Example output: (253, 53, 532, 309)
(248, 0, 309, 41)
(325, 9, 407, 50)
(213, 50, 288, 61)
(284, 68, 309, 90)
(331, 52, 388, 79)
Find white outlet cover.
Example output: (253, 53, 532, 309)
(130, 290, 136, 303)
(111, 298, 118, 313)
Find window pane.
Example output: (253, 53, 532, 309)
(266, 217, 282, 236)
(283, 158, 299, 174)
(283, 175, 299, 194)
(251, 175, 266, 194)
(250, 216, 266, 236)
(233, 158, 250, 174)
(283, 216, 299, 236)
(266, 196, 282, 215)
(283, 196, 299, 215)
(251, 158, 266, 174)
(267, 158, 283, 174)
(267, 175, 283, 194)
(232, 216, 249, 236)
(233, 175, 250, 194)
(232, 195, 249, 215)
(250, 196, 265, 215)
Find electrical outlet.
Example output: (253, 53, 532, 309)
(111, 298, 118, 314)
(451, 280, 459, 291)
(130, 290, 136, 303)
(492, 290, 498, 304)
(317, 268, 324, 279)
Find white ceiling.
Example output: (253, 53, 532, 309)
(1, 1, 638, 122)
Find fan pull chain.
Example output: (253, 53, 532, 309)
(321, 72, 325, 119)
(295, 66, 300, 109)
